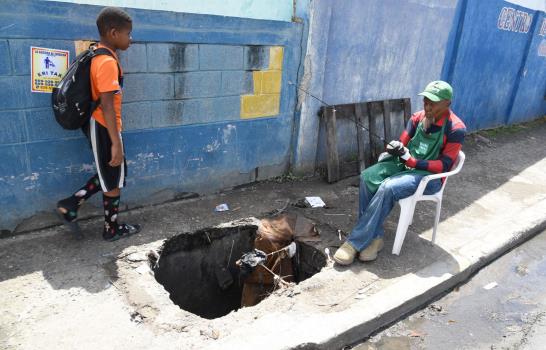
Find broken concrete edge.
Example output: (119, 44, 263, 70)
(108, 215, 330, 337)
(201, 202, 546, 350)
(157, 218, 260, 257)
(110, 237, 198, 333)
(104, 200, 546, 349)
(110, 217, 294, 331)
(289, 214, 546, 350)
(115, 242, 192, 332)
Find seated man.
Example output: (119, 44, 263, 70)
(334, 81, 466, 265)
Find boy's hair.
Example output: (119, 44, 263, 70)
(96, 7, 132, 37)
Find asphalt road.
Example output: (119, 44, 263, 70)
(350, 229, 546, 350)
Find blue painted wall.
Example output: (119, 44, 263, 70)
(0, 0, 305, 231)
(293, 0, 460, 173)
(2, 0, 544, 231)
(443, 0, 544, 131)
(293, 0, 546, 173)
(507, 11, 546, 124)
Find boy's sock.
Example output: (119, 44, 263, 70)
(57, 174, 101, 222)
(102, 194, 121, 238)
(102, 194, 141, 241)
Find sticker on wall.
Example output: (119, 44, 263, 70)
(31, 46, 69, 93)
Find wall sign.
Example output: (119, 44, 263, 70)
(31, 46, 69, 93)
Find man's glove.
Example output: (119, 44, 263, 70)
(386, 140, 404, 156)
(386, 140, 410, 161)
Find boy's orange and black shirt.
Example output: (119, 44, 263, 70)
(90, 44, 124, 132)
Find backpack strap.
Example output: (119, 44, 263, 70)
(90, 46, 123, 109)
(92, 47, 122, 86)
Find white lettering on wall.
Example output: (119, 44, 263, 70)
(497, 7, 533, 33)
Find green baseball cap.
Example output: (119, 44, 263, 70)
(418, 80, 453, 102)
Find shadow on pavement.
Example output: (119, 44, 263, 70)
(1, 118, 544, 296)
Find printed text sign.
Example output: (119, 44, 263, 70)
(31, 46, 69, 93)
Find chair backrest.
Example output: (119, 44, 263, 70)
(449, 151, 465, 175)
(435, 151, 465, 195)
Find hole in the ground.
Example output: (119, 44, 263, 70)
(151, 218, 326, 319)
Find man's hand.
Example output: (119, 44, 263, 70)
(109, 142, 124, 167)
(386, 140, 410, 160)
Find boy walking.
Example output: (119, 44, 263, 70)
(57, 7, 140, 241)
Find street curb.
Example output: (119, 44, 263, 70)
(309, 218, 546, 350)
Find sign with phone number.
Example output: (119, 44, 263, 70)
(31, 46, 69, 93)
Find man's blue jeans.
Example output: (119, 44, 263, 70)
(347, 173, 442, 251)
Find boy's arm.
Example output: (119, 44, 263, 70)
(100, 91, 123, 167)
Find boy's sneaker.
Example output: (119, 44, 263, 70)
(103, 223, 141, 242)
(56, 197, 83, 239)
(57, 196, 79, 222)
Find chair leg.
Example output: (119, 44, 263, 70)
(431, 200, 442, 244)
(408, 202, 416, 226)
(392, 199, 415, 255)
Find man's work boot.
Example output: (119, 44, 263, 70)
(333, 242, 357, 265)
(358, 238, 384, 262)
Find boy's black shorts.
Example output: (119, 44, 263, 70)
(83, 118, 127, 192)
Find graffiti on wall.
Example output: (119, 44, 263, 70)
(497, 7, 533, 33)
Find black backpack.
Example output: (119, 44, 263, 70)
(52, 46, 120, 130)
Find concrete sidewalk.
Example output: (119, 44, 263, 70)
(1, 118, 545, 350)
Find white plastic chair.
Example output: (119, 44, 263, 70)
(392, 151, 466, 255)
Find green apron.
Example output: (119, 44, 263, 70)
(362, 119, 447, 194)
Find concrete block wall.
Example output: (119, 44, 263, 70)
(0, 0, 304, 232)
(115, 42, 261, 131)
(241, 47, 284, 118)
